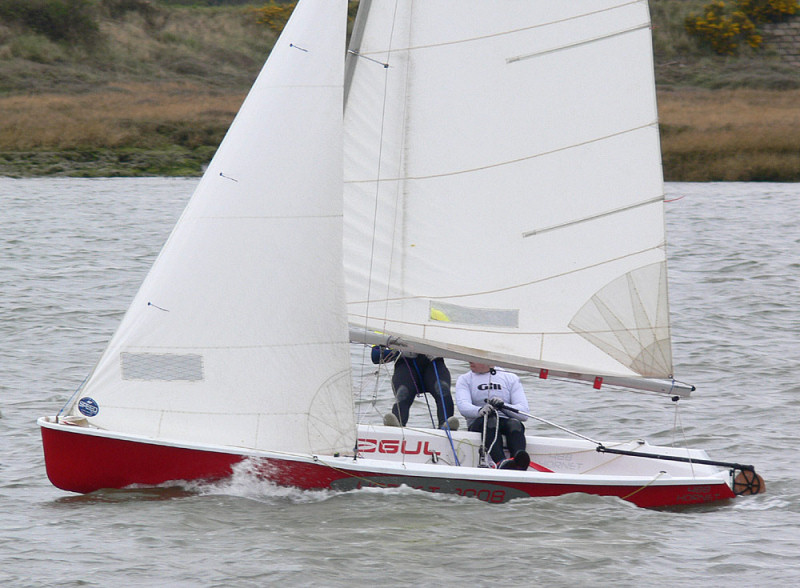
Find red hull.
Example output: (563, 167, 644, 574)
(40, 423, 244, 493)
(40, 422, 735, 508)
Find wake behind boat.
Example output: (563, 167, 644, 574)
(39, 0, 763, 508)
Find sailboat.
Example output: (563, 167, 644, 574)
(39, 0, 763, 508)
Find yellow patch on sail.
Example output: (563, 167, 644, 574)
(429, 308, 451, 322)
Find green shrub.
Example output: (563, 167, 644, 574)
(8, 32, 67, 63)
(249, 2, 296, 33)
(101, 0, 158, 20)
(0, 0, 100, 44)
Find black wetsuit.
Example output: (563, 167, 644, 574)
(373, 348, 454, 427)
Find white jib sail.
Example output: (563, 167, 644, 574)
(67, 0, 356, 456)
(344, 0, 675, 387)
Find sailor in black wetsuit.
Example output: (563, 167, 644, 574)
(371, 346, 458, 430)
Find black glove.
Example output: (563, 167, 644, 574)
(477, 404, 493, 417)
(488, 396, 505, 409)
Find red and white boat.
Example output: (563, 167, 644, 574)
(40, 0, 763, 508)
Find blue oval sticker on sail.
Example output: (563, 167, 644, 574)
(78, 397, 99, 417)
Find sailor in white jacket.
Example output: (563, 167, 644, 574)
(455, 362, 530, 469)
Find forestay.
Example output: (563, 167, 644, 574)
(343, 0, 680, 392)
(64, 0, 357, 455)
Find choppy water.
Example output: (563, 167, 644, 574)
(1, 178, 799, 586)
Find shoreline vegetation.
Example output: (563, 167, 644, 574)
(1, 0, 799, 181)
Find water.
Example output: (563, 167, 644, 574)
(2, 178, 799, 586)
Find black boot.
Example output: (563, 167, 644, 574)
(499, 450, 530, 470)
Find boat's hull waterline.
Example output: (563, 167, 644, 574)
(39, 417, 736, 508)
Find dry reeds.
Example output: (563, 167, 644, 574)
(0, 83, 242, 151)
(658, 89, 800, 181)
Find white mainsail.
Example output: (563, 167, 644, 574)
(65, 0, 357, 455)
(343, 0, 682, 392)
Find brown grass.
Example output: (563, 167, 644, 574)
(0, 83, 243, 150)
(658, 88, 800, 181)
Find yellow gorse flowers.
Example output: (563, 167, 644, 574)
(686, 0, 798, 54)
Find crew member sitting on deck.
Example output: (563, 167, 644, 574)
(371, 346, 459, 431)
(455, 362, 530, 470)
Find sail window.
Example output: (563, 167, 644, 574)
(568, 262, 672, 378)
(429, 301, 519, 328)
(121, 353, 204, 382)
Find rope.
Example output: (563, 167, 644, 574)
(621, 471, 666, 501)
(479, 406, 501, 467)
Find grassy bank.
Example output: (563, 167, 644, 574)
(1, 0, 799, 179)
(659, 89, 800, 181)
(0, 82, 241, 175)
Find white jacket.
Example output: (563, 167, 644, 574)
(455, 368, 529, 426)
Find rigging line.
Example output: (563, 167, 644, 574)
(359, 0, 408, 340)
(522, 196, 663, 237)
(348, 244, 665, 305)
(355, 0, 643, 56)
(347, 49, 389, 68)
(344, 122, 658, 185)
(433, 359, 460, 467)
(503, 406, 601, 445)
(507, 21, 651, 64)
(672, 396, 696, 478)
(57, 375, 89, 418)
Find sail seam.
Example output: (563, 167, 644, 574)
(522, 197, 663, 238)
(344, 122, 657, 184)
(348, 244, 666, 304)
(356, 0, 644, 55)
(121, 342, 349, 350)
(185, 215, 342, 220)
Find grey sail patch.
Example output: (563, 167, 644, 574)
(121, 352, 205, 382)
(568, 262, 673, 378)
(429, 301, 519, 328)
